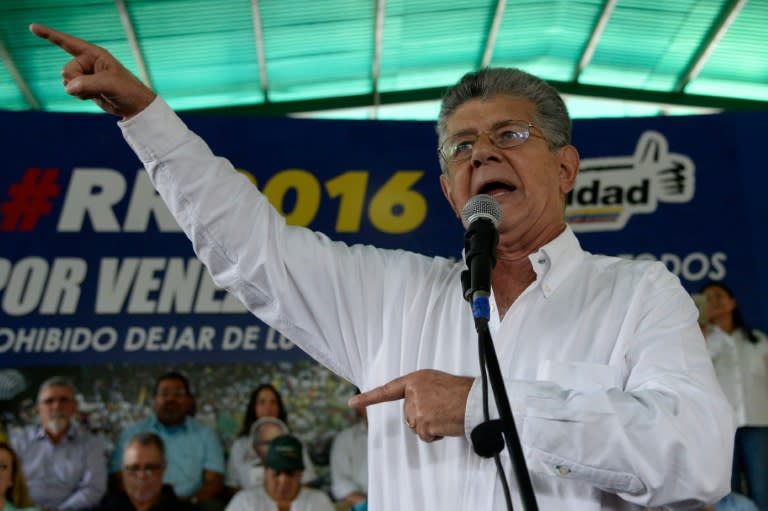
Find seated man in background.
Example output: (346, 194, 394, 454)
(225, 435, 333, 511)
(329, 391, 367, 510)
(225, 416, 290, 494)
(111, 372, 225, 510)
(226, 384, 317, 496)
(98, 432, 199, 511)
(11, 376, 107, 510)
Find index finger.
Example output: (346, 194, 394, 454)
(349, 377, 407, 408)
(29, 24, 96, 57)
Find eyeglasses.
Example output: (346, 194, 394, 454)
(123, 463, 164, 477)
(438, 120, 543, 166)
(40, 396, 74, 406)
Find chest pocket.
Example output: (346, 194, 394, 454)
(536, 360, 622, 392)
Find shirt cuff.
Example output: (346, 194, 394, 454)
(119, 96, 190, 166)
(465, 377, 496, 441)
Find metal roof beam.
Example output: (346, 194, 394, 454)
(480, 0, 506, 68)
(250, 0, 270, 100)
(547, 79, 765, 111)
(371, 0, 386, 119)
(674, 0, 747, 93)
(0, 38, 40, 110)
(184, 81, 768, 117)
(572, 0, 616, 82)
(115, 0, 153, 89)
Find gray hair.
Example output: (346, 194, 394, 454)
(37, 376, 77, 403)
(437, 68, 571, 172)
(127, 432, 166, 463)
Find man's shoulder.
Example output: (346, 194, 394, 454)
(298, 486, 335, 505)
(550, 227, 679, 290)
(184, 417, 219, 444)
(183, 416, 219, 437)
(96, 489, 134, 510)
(583, 251, 677, 286)
(71, 422, 105, 447)
(9, 424, 43, 448)
(229, 487, 269, 507)
(120, 415, 155, 435)
(158, 484, 200, 510)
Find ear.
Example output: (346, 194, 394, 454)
(557, 144, 580, 194)
(439, 173, 461, 219)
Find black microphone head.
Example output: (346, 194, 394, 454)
(461, 194, 502, 227)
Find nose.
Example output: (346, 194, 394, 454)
(49, 398, 67, 410)
(274, 473, 290, 487)
(471, 132, 502, 168)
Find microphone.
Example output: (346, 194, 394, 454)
(461, 194, 501, 324)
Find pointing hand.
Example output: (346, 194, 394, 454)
(350, 369, 473, 443)
(29, 24, 156, 119)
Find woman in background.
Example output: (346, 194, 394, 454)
(225, 384, 316, 495)
(701, 282, 768, 511)
(0, 442, 36, 511)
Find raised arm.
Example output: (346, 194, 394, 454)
(29, 23, 155, 119)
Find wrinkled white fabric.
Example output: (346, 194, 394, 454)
(706, 325, 768, 426)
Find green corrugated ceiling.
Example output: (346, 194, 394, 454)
(1, 0, 766, 120)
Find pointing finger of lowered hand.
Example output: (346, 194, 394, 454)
(348, 377, 408, 408)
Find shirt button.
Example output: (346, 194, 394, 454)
(543, 285, 552, 293)
(555, 465, 570, 476)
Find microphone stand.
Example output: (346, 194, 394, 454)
(463, 273, 538, 511)
(459, 196, 537, 510)
(476, 316, 538, 511)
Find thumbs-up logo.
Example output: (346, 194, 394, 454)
(567, 131, 695, 232)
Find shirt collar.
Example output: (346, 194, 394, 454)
(150, 413, 189, 432)
(526, 225, 585, 298)
(34, 420, 80, 441)
(33, 424, 46, 440)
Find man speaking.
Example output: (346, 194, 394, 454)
(30, 23, 734, 511)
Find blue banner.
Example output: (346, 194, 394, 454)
(1, 109, 766, 366)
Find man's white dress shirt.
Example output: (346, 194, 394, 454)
(120, 97, 735, 511)
(225, 487, 334, 511)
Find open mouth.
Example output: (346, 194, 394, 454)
(477, 181, 516, 196)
